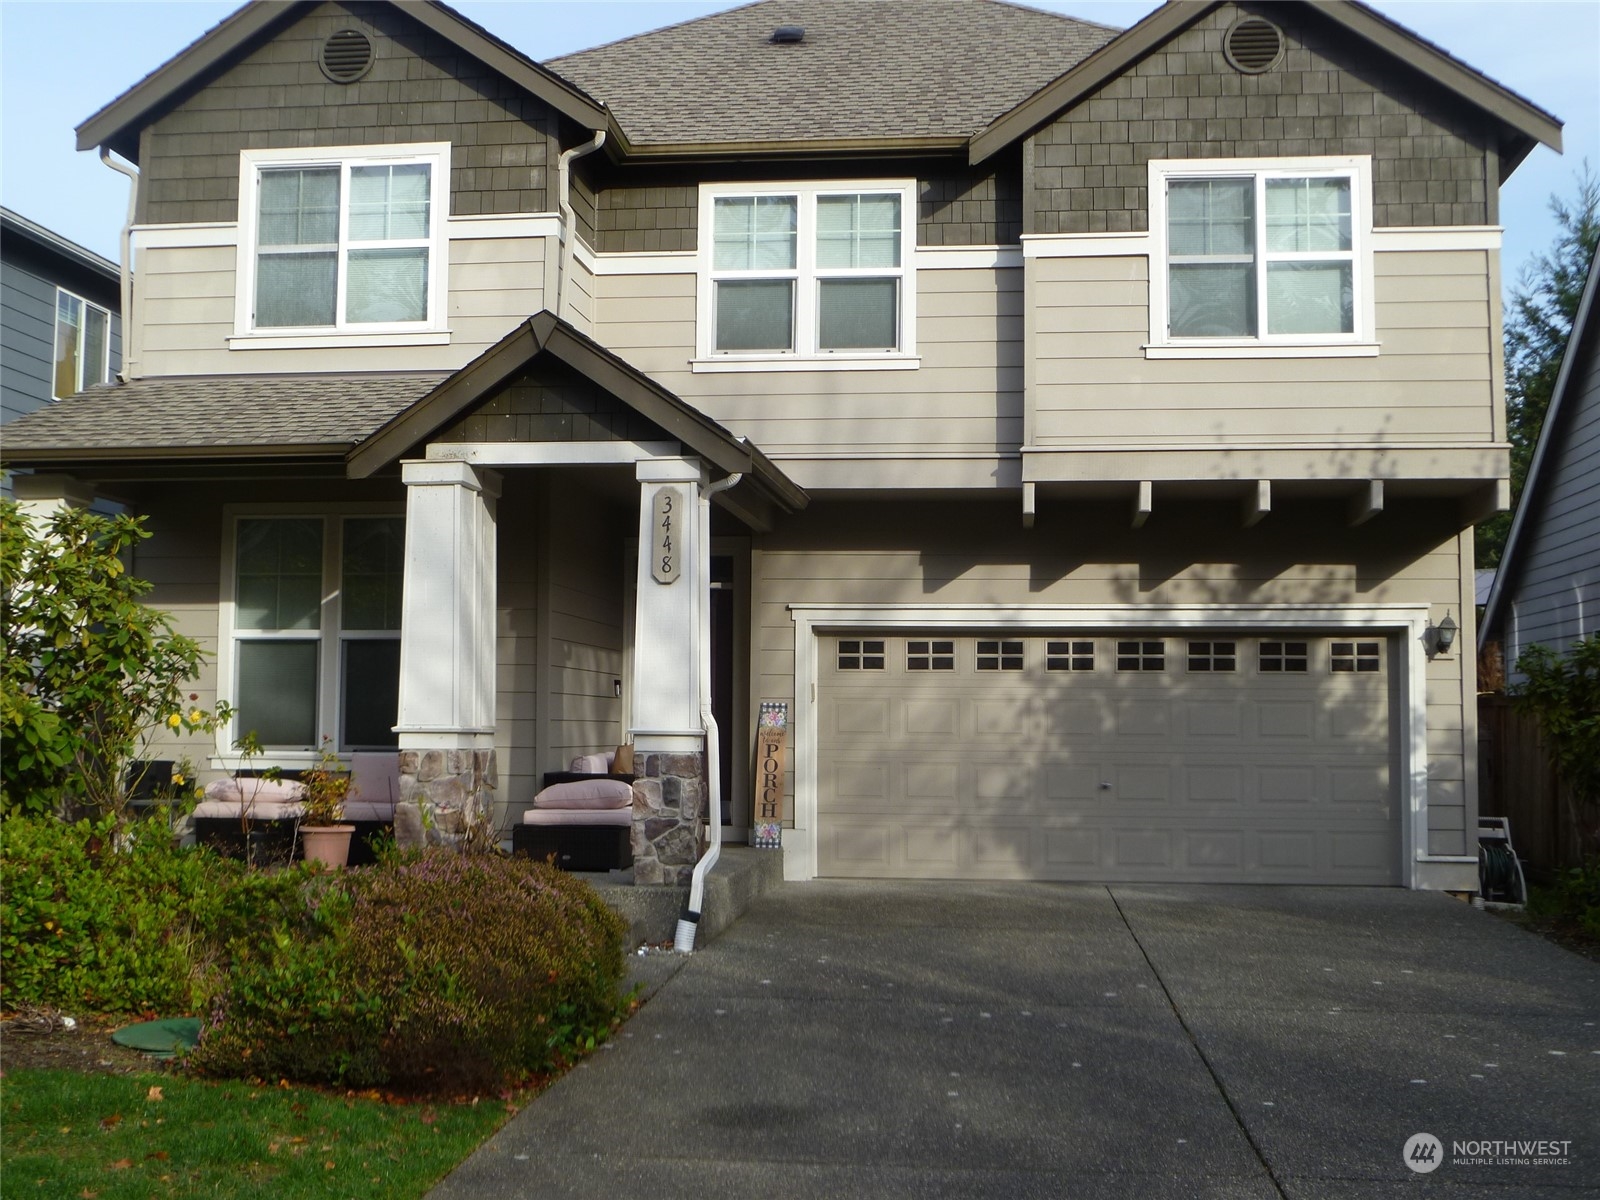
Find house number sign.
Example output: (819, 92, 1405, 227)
(651, 487, 681, 584)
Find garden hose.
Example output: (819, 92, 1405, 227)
(1479, 838, 1522, 902)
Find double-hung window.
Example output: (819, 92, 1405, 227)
(1150, 157, 1372, 353)
(53, 289, 112, 399)
(698, 180, 916, 367)
(223, 512, 404, 758)
(236, 143, 448, 342)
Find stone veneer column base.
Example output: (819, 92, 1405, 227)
(395, 748, 498, 852)
(631, 750, 706, 886)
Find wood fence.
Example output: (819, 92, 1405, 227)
(1476, 694, 1590, 880)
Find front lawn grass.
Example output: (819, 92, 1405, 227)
(1, 1068, 516, 1198)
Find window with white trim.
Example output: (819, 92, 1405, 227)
(236, 144, 448, 337)
(1150, 157, 1371, 350)
(837, 639, 886, 671)
(53, 289, 112, 399)
(698, 181, 916, 363)
(224, 514, 403, 754)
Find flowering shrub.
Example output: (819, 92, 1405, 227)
(1, 500, 228, 819)
(188, 851, 629, 1091)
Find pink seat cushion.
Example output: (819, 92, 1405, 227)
(203, 777, 305, 804)
(522, 806, 631, 827)
(568, 752, 615, 775)
(193, 798, 304, 821)
(532, 778, 633, 810)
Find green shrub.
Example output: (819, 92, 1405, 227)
(0, 815, 308, 1014)
(189, 851, 629, 1091)
(1528, 857, 1600, 939)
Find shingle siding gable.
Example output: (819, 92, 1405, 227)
(1025, 1, 1493, 235)
(138, 0, 559, 226)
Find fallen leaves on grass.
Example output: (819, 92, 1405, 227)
(107, 1159, 133, 1170)
(146, 1086, 164, 1102)
(97, 1113, 121, 1131)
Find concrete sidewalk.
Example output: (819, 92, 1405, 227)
(430, 883, 1599, 1199)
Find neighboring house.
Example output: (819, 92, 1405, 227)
(1479, 245, 1600, 675)
(0, 0, 1564, 891)
(0, 207, 122, 492)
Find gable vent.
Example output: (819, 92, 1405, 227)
(1223, 17, 1283, 74)
(319, 29, 375, 83)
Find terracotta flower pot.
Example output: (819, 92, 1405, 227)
(300, 824, 355, 868)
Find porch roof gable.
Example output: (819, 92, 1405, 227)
(347, 310, 808, 514)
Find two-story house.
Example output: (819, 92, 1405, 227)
(1, 0, 1562, 892)
(1, 207, 122, 495)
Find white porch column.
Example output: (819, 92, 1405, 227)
(630, 457, 709, 884)
(393, 461, 501, 850)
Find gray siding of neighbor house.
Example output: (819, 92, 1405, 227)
(1025, 1, 1492, 234)
(1, 251, 122, 425)
(1504, 328, 1600, 664)
(137, 0, 560, 226)
(585, 158, 1026, 254)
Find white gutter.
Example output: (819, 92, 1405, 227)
(674, 470, 744, 953)
(99, 148, 139, 381)
(555, 130, 606, 321)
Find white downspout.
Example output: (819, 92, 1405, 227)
(555, 129, 605, 322)
(99, 148, 138, 382)
(674, 470, 744, 953)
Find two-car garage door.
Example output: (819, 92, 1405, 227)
(817, 632, 1401, 885)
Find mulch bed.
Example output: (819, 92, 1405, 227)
(0, 1012, 167, 1077)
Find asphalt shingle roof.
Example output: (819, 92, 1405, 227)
(548, 0, 1120, 146)
(0, 373, 448, 459)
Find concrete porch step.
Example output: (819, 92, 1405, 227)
(572, 845, 786, 949)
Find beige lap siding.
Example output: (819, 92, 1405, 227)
(751, 498, 1473, 857)
(1027, 249, 1495, 449)
(593, 265, 1025, 466)
(134, 235, 547, 378)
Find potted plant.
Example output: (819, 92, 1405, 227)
(298, 736, 355, 868)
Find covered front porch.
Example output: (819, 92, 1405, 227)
(350, 312, 807, 883)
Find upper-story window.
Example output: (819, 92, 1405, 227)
(1148, 157, 1374, 355)
(53, 289, 112, 399)
(235, 144, 449, 344)
(696, 180, 917, 369)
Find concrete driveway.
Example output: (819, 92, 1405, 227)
(431, 883, 1599, 1199)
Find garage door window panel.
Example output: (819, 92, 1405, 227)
(838, 639, 886, 671)
(907, 640, 955, 671)
(1259, 641, 1309, 672)
(1187, 641, 1237, 672)
(1330, 641, 1381, 673)
(1046, 640, 1096, 672)
(1117, 641, 1165, 671)
(976, 640, 1024, 671)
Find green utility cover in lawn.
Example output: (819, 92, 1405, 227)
(111, 1017, 202, 1058)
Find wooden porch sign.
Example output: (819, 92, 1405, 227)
(752, 701, 788, 850)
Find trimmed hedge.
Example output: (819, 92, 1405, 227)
(188, 851, 629, 1090)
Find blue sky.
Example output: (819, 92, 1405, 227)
(2, 0, 1596, 291)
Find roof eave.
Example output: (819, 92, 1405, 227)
(0, 208, 121, 283)
(612, 134, 970, 164)
(75, 0, 612, 160)
(970, 1, 1205, 166)
(969, 0, 1562, 167)
(1479, 247, 1600, 646)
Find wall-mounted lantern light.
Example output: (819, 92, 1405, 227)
(1432, 610, 1458, 657)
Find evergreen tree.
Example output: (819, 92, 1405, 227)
(1478, 164, 1600, 567)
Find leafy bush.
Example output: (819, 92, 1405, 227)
(1514, 635, 1600, 861)
(0, 816, 309, 1014)
(1528, 858, 1600, 939)
(189, 851, 629, 1091)
(1, 500, 225, 819)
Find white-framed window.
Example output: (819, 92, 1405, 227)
(837, 639, 886, 671)
(53, 289, 112, 399)
(906, 640, 955, 671)
(233, 143, 449, 345)
(695, 180, 917, 369)
(1045, 640, 1096, 672)
(1147, 157, 1375, 356)
(976, 639, 1024, 671)
(218, 508, 404, 761)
